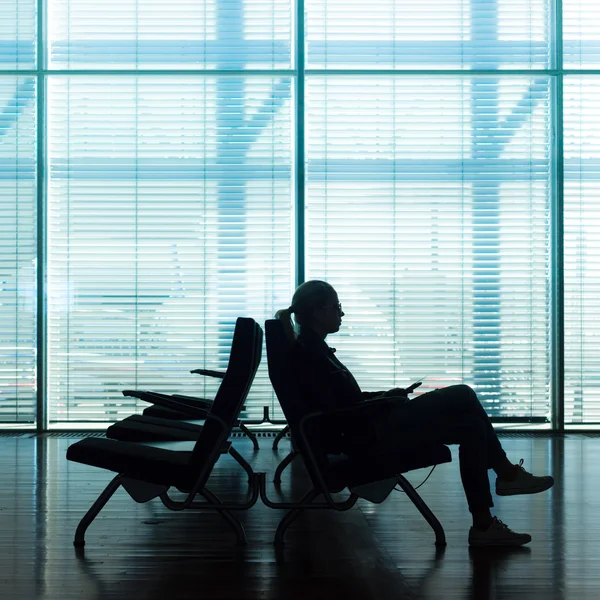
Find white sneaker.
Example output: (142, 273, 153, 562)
(496, 459, 554, 497)
(468, 517, 532, 547)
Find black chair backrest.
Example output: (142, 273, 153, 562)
(265, 318, 331, 488)
(189, 317, 263, 476)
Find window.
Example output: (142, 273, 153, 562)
(564, 76, 600, 424)
(306, 75, 551, 419)
(43, 0, 294, 424)
(0, 1, 37, 424)
(305, 0, 550, 70)
(304, 0, 553, 420)
(564, 0, 600, 67)
(0, 0, 36, 69)
(0, 77, 37, 424)
(46, 75, 293, 422)
(2, 0, 600, 427)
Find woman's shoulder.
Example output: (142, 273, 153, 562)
(290, 336, 311, 360)
(295, 334, 328, 359)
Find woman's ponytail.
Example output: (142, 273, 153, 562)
(274, 306, 297, 346)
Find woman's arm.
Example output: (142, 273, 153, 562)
(362, 388, 408, 400)
(361, 380, 422, 401)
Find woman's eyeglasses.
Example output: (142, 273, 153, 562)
(322, 302, 343, 313)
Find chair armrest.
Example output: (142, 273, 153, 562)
(122, 389, 155, 401)
(135, 391, 213, 419)
(300, 395, 403, 428)
(171, 393, 212, 406)
(292, 396, 407, 506)
(123, 390, 211, 412)
(170, 394, 247, 414)
(190, 368, 225, 379)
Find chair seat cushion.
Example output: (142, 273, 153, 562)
(107, 421, 200, 443)
(127, 415, 206, 432)
(66, 438, 197, 489)
(142, 403, 246, 420)
(106, 416, 203, 443)
(127, 414, 205, 429)
(324, 444, 452, 493)
(143, 405, 202, 420)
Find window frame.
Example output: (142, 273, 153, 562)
(6, 0, 600, 429)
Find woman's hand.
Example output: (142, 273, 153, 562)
(406, 381, 422, 393)
(384, 387, 408, 397)
(384, 381, 422, 397)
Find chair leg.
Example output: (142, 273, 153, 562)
(274, 508, 303, 547)
(273, 449, 298, 485)
(199, 488, 247, 546)
(229, 446, 254, 483)
(239, 422, 259, 451)
(396, 474, 446, 547)
(74, 475, 122, 547)
(273, 488, 320, 547)
(272, 425, 290, 450)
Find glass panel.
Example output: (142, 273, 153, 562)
(305, 0, 551, 70)
(0, 0, 36, 70)
(306, 76, 551, 420)
(0, 76, 37, 424)
(564, 76, 600, 424)
(564, 0, 600, 68)
(47, 0, 292, 70)
(47, 76, 293, 423)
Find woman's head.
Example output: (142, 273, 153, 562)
(275, 279, 345, 341)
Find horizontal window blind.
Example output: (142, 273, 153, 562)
(0, 77, 37, 424)
(0, 0, 36, 69)
(2, 0, 600, 429)
(47, 76, 292, 423)
(47, 0, 292, 70)
(305, 0, 551, 70)
(564, 1, 600, 67)
(305, 76, 551, 419)
(564, 76, 600, 424)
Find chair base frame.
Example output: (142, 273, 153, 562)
(239, 422, 259, 451)
(73, 472, 264, 548)
(273, 448, 299, 484)
(257, 472, 446, 548)
(272, 425, 290, 450)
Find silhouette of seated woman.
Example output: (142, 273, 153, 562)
(276, 280, 554, 547)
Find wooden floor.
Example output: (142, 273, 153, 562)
(0, 432, 595, 599)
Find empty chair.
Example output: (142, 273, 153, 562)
(105, 318, 264, 479)
(121, 345, 259, 450)
(66, 317, 263, 547)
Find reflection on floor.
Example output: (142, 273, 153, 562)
(0, 432, 595, 599)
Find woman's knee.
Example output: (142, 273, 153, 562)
(455, 383, 477, 397)
(447, 384, 480, 408)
